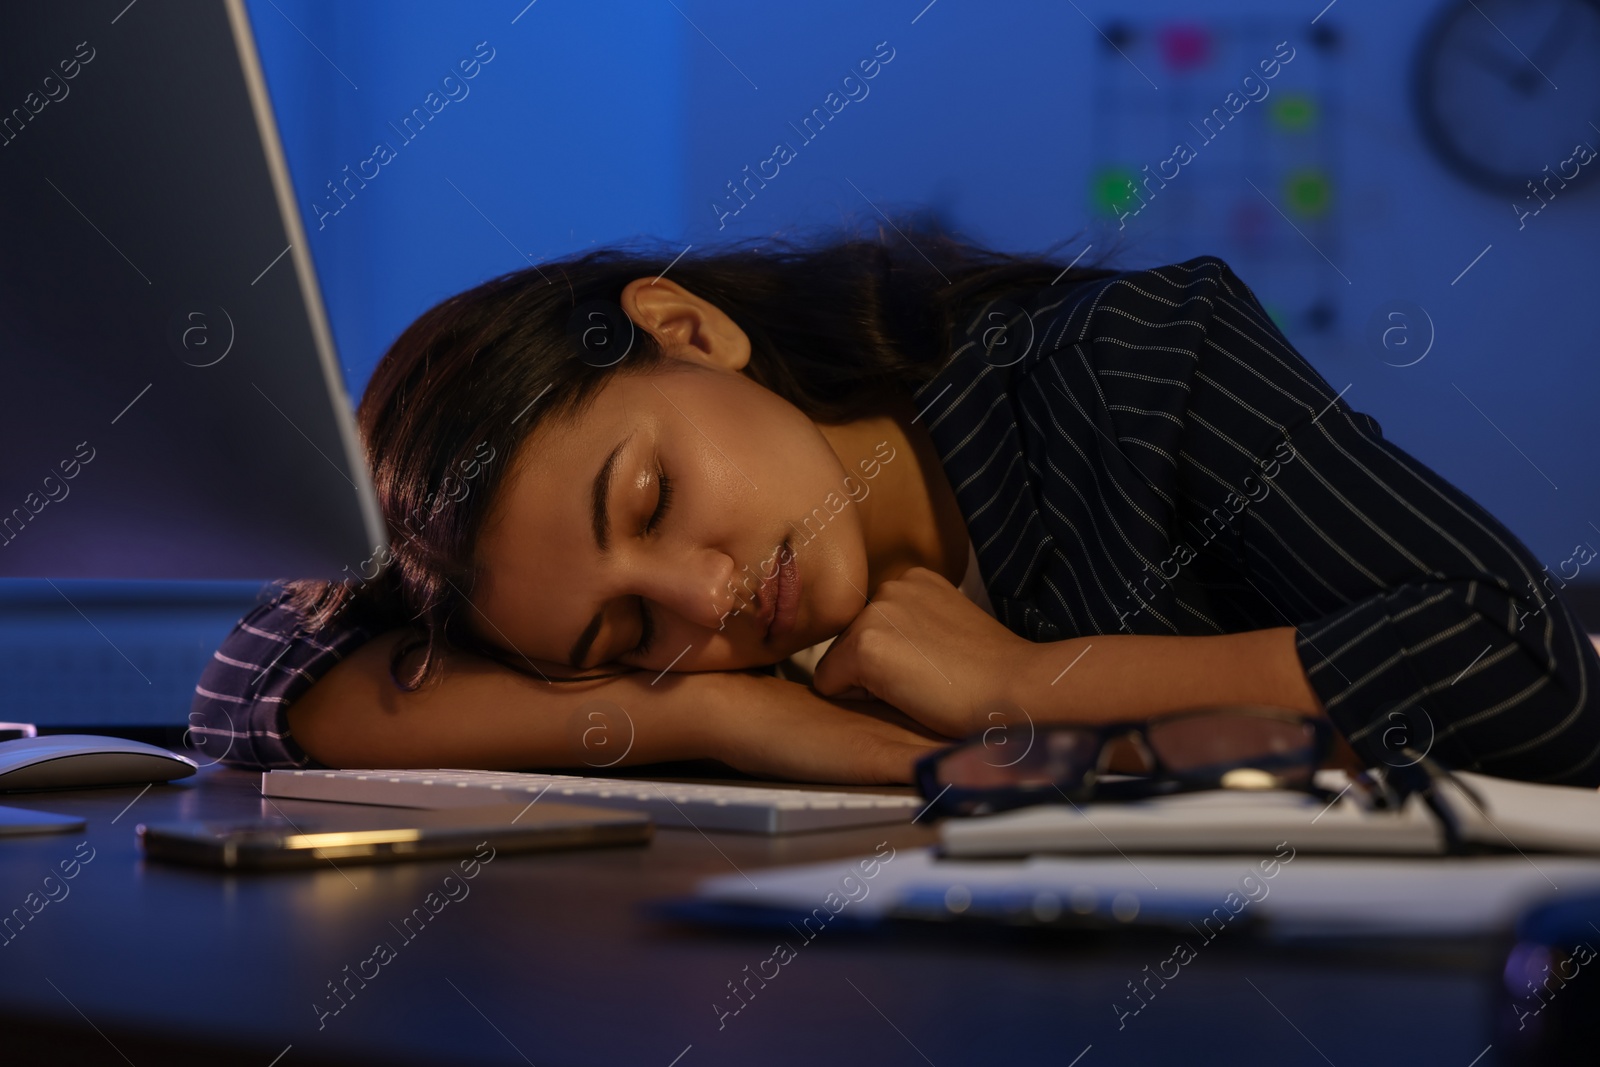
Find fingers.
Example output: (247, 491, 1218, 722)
(870, 740, 939, 785)
(813, 586, 910, 697)
(710, 673, 932, 783)
(850, 724, 949, 785)
(812, 636, 883, 701)
(809, 622, 858, 697)
(812, 573, 922, 698)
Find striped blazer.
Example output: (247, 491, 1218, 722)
(191, 255, 1600, 783)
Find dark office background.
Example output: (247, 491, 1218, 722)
(4, 0, 1597, 728)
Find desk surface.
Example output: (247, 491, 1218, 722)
(0, 767, 1503, 1067)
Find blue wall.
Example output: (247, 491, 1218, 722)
(254, 0, 1599, 578)
(247, 0, 686, 392)
(6, 0, 1596, 727)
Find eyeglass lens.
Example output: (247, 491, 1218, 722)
(1145, 713, 1319, 785)
(932, 728, 1101, 790)
(933, 710, 1319, 791)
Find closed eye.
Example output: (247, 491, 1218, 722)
(643, 469, 672, 535)
(630, 466, 672, 657)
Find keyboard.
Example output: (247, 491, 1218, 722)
(262, 768, 925, 835)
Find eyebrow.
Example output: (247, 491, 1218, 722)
(569, 431, 635, 669)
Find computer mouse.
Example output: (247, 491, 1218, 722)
(0, 735, 198, 792)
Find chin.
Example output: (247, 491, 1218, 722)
(800, 543, 868, 624)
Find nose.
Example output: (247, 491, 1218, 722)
(633, 545, 741, 632)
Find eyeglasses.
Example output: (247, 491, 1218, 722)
(1357, 747, 1486, 855)
(913, 705, 1335, 819)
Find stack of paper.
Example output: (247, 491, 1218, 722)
(938, 771, 1600, 858)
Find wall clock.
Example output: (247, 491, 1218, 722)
(1412, 0, 1600, 195)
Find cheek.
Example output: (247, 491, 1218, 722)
(645, 369, 874, 651)
(724, 383, 832, 484)
(791, 506, 870, 641)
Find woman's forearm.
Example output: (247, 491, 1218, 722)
(287, 632, 943, 783)
(1004, 626, 1324, 727)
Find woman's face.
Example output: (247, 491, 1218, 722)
(470, 283, 881, 674)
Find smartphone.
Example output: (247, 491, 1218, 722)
(137, 801, 652, 870)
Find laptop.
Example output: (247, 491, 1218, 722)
(0, 0, 384, 581)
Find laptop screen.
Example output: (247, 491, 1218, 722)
(0, 0, 384, 581)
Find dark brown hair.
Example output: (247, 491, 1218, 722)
(280, 218, 1117, 690)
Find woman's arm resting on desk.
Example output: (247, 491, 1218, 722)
(811, 568, 1322, 729)
(286, 631, 946, 784)
(818, 258, 1600, 783)
(811, 570, 1375, 774)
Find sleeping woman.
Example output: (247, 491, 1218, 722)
(190, 224, 1600, 787)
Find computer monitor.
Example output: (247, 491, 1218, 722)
(0, 0, 384, 580)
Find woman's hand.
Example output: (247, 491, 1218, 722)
(809, 566, 1039, 740)
(700, 669, 949, 785)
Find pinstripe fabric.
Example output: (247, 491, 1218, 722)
(192, 254, 1600, 782)
(917, 255, 1600, 785)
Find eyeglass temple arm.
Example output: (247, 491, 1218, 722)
(1380, 748, 1485, 854)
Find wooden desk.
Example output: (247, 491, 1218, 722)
(0, 767, 1499, 1066)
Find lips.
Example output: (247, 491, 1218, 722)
(754, 570, 778, 634)
(767, 538, 800, 640)
(739, 538, 803, 643)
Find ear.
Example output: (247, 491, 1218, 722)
(620, 276, 750, 373)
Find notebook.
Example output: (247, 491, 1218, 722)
(937, 770, 1600, 858)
